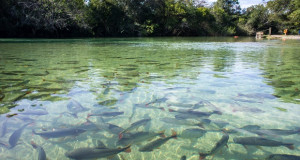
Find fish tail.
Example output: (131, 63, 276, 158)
(30, 141, 38, 149)
(159, 130, 166, 138)
(199, 153, 208, 160)
(119, 132, 123, 140)
(285, 144, 294, 150)
(171, 130, 177, 139)
(124, 145, 131, 153)
(32, 129, 37, 135)
(0, 141, 9, 148)
(87, 113, 92, 119)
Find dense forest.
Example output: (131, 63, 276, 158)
(0, 0, 299, 37)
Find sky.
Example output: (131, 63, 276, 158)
(206, 0, 269, 8)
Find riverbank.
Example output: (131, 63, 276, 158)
(267, 35, 300, 39)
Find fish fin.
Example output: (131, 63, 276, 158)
(159, 130, 166, 137)
(286, 144, 294, 150)
(125, 147, 131, 153)
(168, 109, 175, 112)
(160, 131, 166, 138)
(119, 133, 123, 140)
(96, 140, 107, 149)
(87, 113, 92, 119)
(30, 141, 37, 149)
(199, 153, 208, 160)
(171, 130, 177, 139)
(0, 141, 9, 148)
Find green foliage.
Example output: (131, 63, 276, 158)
(0, 0, 299, 37)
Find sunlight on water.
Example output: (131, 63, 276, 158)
(0, 37, 300, 160)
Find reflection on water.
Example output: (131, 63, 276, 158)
(0, 38, 300, 159)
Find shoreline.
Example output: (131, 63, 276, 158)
(266, 35, 300, 39)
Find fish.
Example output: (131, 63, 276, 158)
(117, 131, 165, 146)
(251, 128, 300, 136)
(233, 137, 294, 150)
(238, 93, 277, 99)
(223, 125, 261, 134)
(32, 128, 86, 139)
(129, 104, 164, 121)
(119, 118, 151, 139)
(180, 128, 207, 139)
(5, 122, 33, 149)
(103, 87, 110, 95)
(105, 123, 125, 135)
(146, 97, 168, 105)
(65, 144, 131, 159)
(74, 119, 101, 131)
(18, 109, 48, 116)
(160, 117, 204, 128)
(0, 119, 8, 137)
(169, 108, 222, 118)
(139, 130, 177, 152)
(67, 99, 89, 118)
(87, 111, 124, 118)
(266, 154, 300, 160)
(31, 141, 47, 160)
(199, 134, 229, 160)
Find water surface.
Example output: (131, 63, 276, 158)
(0, 37, 300, 159)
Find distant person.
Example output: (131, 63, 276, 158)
(298, 29, 300, 35)
(284, 29, 288, 35)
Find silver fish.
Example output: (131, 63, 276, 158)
(67, 99, 88, 118)
(119, 118, 151, 139)
(0, 118, 8, 137)
(199, 134, 229, 160)
(65, 145, 131, 159)
(88, 111, 124, 118)
(33, 128, 86, 139)
(19, 109, 48, 116)
(117, 131, 165, 146)
(180, 128, 207, 139)
(233, 137, 294, 150)
(139, 130, 177, 152)
(160, 117, 204, 128)
(267, 154, 300, 160)
(31, 141, 46, 160)
(252, 128, 300, 136)
(7, 122, 33, 148)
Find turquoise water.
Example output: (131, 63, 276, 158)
(0, 37, 300, 160)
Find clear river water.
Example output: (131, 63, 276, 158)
(0, 37, 300, 160)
